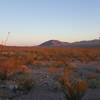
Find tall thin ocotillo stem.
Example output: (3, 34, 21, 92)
(4, 32, 10, 46)
(0, 32, 10, 52)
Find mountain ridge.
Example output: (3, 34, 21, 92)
(39, 39, 100, 48)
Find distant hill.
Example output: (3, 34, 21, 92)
(39, 39, 100, 48)
(39, 40, 69, 47)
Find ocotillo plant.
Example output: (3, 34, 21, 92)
(0, 32, 10, 52)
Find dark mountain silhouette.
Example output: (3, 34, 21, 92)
(39, 39, 100, 48)
(39, 40, 69, 47)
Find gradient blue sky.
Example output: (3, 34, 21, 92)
(0, 0, 100, 46)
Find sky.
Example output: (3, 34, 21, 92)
(0, 0, 100, 46)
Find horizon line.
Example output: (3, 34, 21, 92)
(0, 38, 99, 46)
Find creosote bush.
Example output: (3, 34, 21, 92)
(59, 78, 88, 100)
(59, 63, 88, 100)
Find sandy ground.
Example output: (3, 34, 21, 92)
(14, 67, 65, 100)
(14, 86, 65, 100)
(11, 62, 100, 100)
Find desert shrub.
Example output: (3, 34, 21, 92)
(58, 63, 88, 100)
(0, 58, 31, 80)
(63, 63, 76, 79)
(87, 78, 97, 89)
(89, 79, 97, 89)
(59, 79, 88, 100)
(17, 78, 34, 91)
(1, 47, 100, 63)
(86, 73, 97, 89)
(48, 66, 61, 74)
(0, 71, 7, 80)
(11, 71, 34, 92)
(25, 53, 34, 65)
